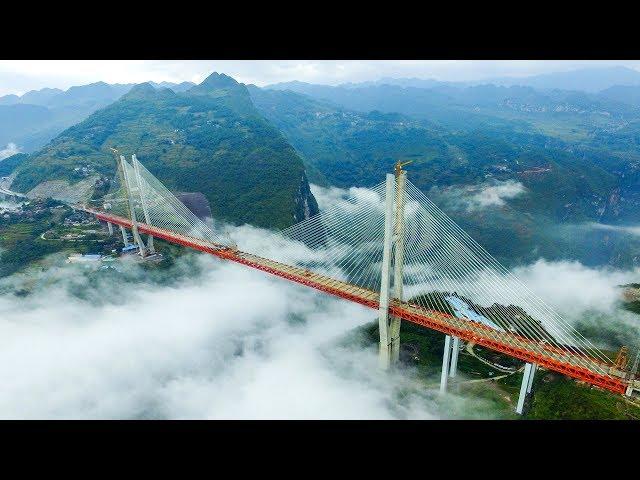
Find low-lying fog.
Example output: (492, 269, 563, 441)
(0, 253, 451, 419)
(0, 184, 638, 419)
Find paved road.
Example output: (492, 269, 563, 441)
(466, 341, 517, 373)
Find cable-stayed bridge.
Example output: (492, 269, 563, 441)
(74, 154, 638, 413)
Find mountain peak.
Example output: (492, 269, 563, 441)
(185, 72, 254, 113)
(199, 72, 239, 89)
(187, 72, 247, 98)
(121, 82, 157, 100)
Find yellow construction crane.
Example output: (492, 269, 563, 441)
(395, 160, 413, 177)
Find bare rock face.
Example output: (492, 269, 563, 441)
(27, 176, 99, 204)
(293, 172, 319, 223)
(175, 192, 212, 221)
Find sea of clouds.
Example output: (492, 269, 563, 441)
(0, 184, 638, 419)
(0, 250, 456, 419)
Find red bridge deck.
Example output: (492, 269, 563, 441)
(87, 208, 628, 395)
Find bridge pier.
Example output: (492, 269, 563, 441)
(449, 336, 460, 378)
(440, 335, 453, 394)
(107, 221, 114, 236)
(378, 163, 409, 370)
(146, 236, 155, 254)
(440, 335, 461, 393)
(516, 362, 534, 415)
(119, 225, 130, 246)
(527, 363, 537, 394)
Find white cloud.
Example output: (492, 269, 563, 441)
(430, 180, 527, 213)
(511, 260, 640, 349)
(511, 259, 640, 316)
(310, 183, 385, 213)
(0, 143, 20, 160)
(467, 181, 526, 210)
(0, 234, 458, 419)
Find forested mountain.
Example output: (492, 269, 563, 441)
(249, 85, 447, 186)
(251, 86, 638, 222)
(10, 73, 318, 229)
(4, 71, 640, 265)
(250, 86, 640, 268)
(0, 81, 196, 152)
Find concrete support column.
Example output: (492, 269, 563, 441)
(440, 335, 452, 394)
(107, 222, 113, 236)
(377, 174, 395, 369)
(449, 336, 460, 378)
(120, 225, 129, 246)
(146, 236, 155, 254)
(627, 349, 640, 396)
(527, 363, 537, 394)
(516, 362, 534, 415)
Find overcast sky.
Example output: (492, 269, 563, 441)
(1, 60, 640, 96)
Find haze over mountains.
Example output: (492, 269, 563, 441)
(272, 66, 640, 93)
(5, 65, 640, 155)
(2, 65, 640, 266)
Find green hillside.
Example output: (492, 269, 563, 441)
(12, 73, 318, 230)
(258, 82, 640, 222)
(250, 86, 640, 268)
(0, 153, 28, 177)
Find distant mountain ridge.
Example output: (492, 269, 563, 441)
(268, 66, 640, 93)
(0, 81, 195, 107)
(264, 78, 640, 145)
(481, 66, 640, 92)
(7, 66, 640, 154)
(0, 81, 196, 152)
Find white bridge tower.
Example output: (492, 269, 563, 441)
(378, 161, 411, 369)
(112, 150, 156, 258)
(119, 154, 147, 256)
